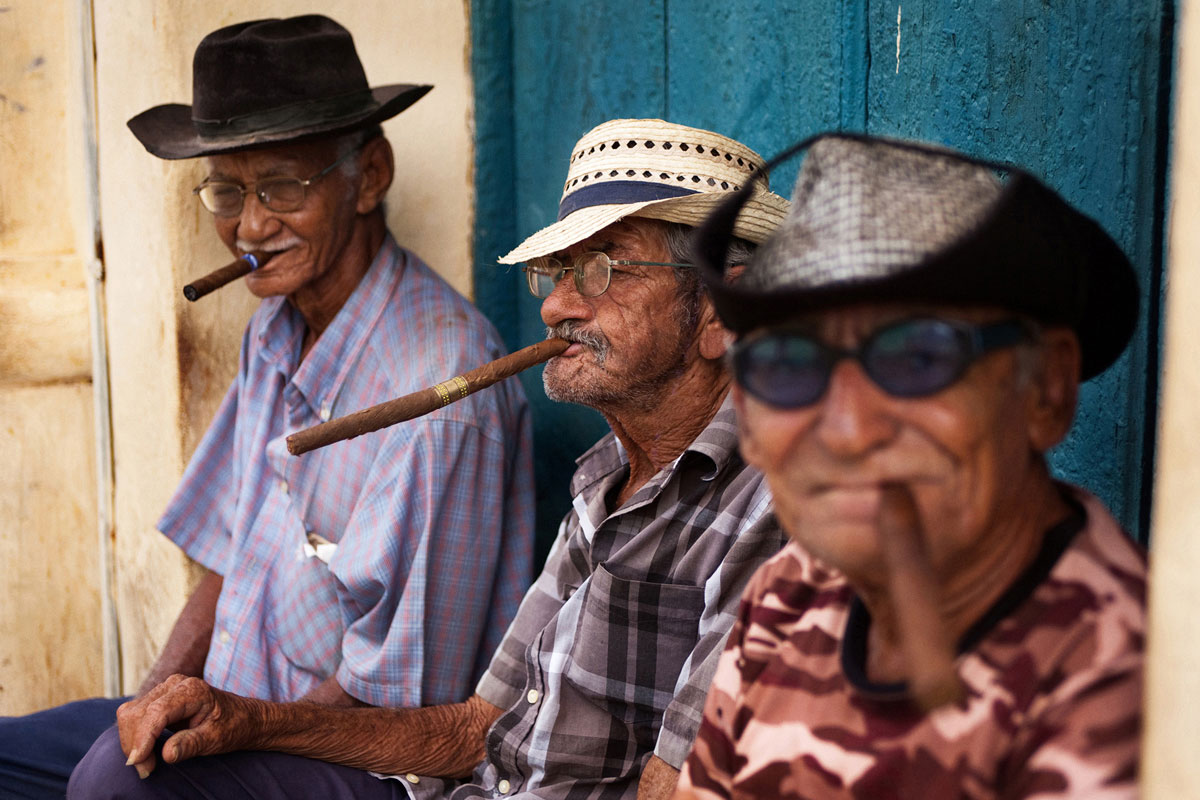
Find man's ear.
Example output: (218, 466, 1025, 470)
(696, 263, 745, 360)
(1025, 328, 1081, 452)
(697, 297, 731, 360)
(355, 136, 395, 215)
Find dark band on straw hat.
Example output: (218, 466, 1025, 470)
(499, 119, 790, 264)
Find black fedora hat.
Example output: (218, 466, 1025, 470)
(694, 133, 1139, 380)
(127, 15, 432, 160)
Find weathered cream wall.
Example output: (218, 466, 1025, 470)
(0, 0, 473, 708)
(93, 0, 475, 692)
(0, 0, 103, 713)
(1143, 3, 1200, 797)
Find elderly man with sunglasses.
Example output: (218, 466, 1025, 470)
(69, 118, 790, 800)
(0, 16, 539, 799)
(676, 134, 1147, 799)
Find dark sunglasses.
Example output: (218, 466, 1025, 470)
(731, 317, 1033, 408)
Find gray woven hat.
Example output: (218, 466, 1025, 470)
(695, 133, 1139, 380)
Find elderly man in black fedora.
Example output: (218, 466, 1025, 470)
(68, 118, 791, 800)
(675, 134, 1147, 798)
(0, 15, 536, 798)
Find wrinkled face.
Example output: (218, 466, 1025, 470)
(538, 218, 700, 411)
(204, 138, 360, 299)
(735, 303, 1077, 584)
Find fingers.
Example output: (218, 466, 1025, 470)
(116, 674, 216, 777)
(877, 483, 964, 711)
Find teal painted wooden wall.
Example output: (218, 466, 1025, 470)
(472, 1, 1174, 559)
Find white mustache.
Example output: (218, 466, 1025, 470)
(236, 237, 300, 254)
(546, 322, 610, 363)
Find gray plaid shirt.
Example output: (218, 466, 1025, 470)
(394, 399, 785, 800)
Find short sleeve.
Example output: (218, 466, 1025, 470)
(333, 416, 533, 708)
(157, 371, 243, 574)
(655, 490, 783, 767)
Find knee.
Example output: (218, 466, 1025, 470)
(68, 726, 148, 800)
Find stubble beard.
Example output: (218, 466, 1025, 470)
(542, 320, 692, 412)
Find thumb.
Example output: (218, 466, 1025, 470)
(161, 728, 207, 764)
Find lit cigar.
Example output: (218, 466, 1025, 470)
(877, 483, 965, 711)
(287, 337, 571, 455)
(182, 252, 269, 301)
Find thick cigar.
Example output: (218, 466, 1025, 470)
(183, 252, 268, 301)
(287, 337, 571, 455)
(877, 483, 965, 711)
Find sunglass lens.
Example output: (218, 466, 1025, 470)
(864, 319, 968, 397)
(737, 334, 829, 408)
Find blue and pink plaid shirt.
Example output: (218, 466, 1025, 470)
(158, 235, 535, 708)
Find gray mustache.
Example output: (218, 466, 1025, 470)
(546, 322, 610, 363)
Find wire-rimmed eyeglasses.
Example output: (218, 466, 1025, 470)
(522, 252, 691, 298)
(192, 146, 360, 218)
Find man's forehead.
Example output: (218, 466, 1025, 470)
(204, 139, 336, 177)
(762, 302, 1017, 333)
(555, 218, 664, 259)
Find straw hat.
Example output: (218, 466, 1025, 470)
(498, 119, 790, 264)
(694, 133, 1138, 379)
(127, 15, 431, 160)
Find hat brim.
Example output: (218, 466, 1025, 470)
(497, 188, 790, 264)
(127, 83, 431, 160)
(700, 173, 1139, 380)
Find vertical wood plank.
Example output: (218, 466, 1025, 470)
(862, 0, 1170, 538)
(506, 0, 671, 555)
(0, 385, 101, 714)
(1144, 1, 1199, 793)
(0, 0, 103, 712)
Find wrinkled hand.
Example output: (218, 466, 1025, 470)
(116, 674, 260, 778)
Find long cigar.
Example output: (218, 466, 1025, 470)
(183, 252, 269, 301)
(877, 483, 965, 711)
(287, 337, 571, 455)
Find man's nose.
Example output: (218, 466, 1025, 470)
(540, 272, 593, 327)
(234, 191, 282, 243)
(812, 359, 898, 457)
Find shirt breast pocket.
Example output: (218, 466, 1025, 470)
(563, 563, 705, 737)
(267, 538, 344, 681)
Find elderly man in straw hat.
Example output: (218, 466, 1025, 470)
(0, 15, 538, 799)
(675, 134, 1147, 798)
(70, 118, 790, 800)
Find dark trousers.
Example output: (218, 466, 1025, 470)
(0, 696, 128, 799)
(67, 726, 408, 800)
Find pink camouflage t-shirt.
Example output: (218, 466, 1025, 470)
(676, 486, 1145, 800)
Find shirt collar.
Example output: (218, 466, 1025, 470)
(254, 234, 407, 419)
(569, 391, 739, 499)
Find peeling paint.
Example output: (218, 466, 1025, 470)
(896, 5, 902, 74)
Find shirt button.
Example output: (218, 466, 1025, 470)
(526, 689, 539, 704)
(278, 480, 288, 495)
(320, 403, 332, 421)
(218, 630, 232, 644)
(405, 774, 420, 784)
(498, 779, 511, 794)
